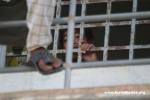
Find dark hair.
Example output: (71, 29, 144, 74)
(59, 28, 94, 49)
(84, 28, 94, 43)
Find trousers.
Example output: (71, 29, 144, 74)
(26, 0, 56, 52)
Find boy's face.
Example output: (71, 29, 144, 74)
(63, 31, 80, 49)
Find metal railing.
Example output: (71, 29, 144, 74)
(0, 0, 150, 88)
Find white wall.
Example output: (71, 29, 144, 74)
(0, 64, 150, 93)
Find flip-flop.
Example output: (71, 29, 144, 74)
(30, 48, 64, 75)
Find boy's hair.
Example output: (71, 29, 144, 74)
(59, 28, 94, 49)
(84, 28, 94, 43)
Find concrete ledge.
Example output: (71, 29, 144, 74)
(1, 65, 150, 93)
(0, 84, 150, 100)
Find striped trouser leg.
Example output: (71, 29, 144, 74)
(26, 0, 56, 52)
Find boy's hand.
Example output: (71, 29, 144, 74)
(80, 42, 95, 53)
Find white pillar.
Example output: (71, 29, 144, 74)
(0, 45, 6, 68)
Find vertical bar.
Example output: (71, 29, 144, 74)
(64, 0, 76, 88)
(129, 0, 137, 60)
(103, 0, 111, 61)
(53, 0, 62, 57)
(53, 29, 59, 57)
(78, 0, 86, 63)
(56, 0, 62, 18)
(0, 45, 6, 68)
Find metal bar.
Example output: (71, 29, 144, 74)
(134, 45, 150, 49)
(71, 58, 150, 69)
(61, 0, 132, 5)
(129, 0, 137, 60)
(77, 0, 86, 63)
(1, 11, 150, 28)
(54, 11, 150, 24)
(56, 0, 62, 18)
(1, 58, 150, 73)
(103, 0, 111, 61)
(51, 20, 150, 29)
(64, 0, 76, 88)
(76, 12, 150, 23)
(0, 45, 6, 68)
(53, 44, 150, 53)
(0, 66, 35, 73)
(53, 29, 59, 57)
(0, 20, 26, 28)
(6, 44, 150, 56)
(52, 0, 62, 57)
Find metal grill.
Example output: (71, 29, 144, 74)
(49, 0, 150, 63)
(52, 0, 150, 88)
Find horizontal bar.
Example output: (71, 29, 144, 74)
(51, 19, 150, 29)
(0, 20, 26, 28)
(71, 58, 150, 69)
(0, 66, 35, 73)
(0, 11, 150, 28)
(54, 11, 150, 24)
(61, 0, 132, 5)
(6, 44, 150, 56)
(48, 44, 150, 54)
(1, 58, 150, 73)
(134, 45, 150, 49)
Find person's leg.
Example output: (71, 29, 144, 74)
(30, 47, 63, 75)
(26, 0, 56, 51)
(26, 0, 63, 75)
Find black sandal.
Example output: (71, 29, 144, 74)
(30, 48, 64, 75)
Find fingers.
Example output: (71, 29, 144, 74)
(80, 42, 95, 53)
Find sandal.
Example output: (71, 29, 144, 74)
(30, 47, 64, 75)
